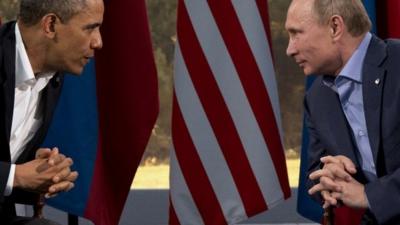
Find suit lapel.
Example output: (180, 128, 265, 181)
(362, 36, 387, 165)
(41, 74, 63, 134)
(318, 81, 360, 164)
(16, 74, 64, 163)
(1, 23, 16, 144)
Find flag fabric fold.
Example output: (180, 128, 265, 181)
(42, 1, 159, 225)
(383, 0, 400, 38)
(169, 0, 290, 224)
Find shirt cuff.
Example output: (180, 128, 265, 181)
(4, 164, 15, 196)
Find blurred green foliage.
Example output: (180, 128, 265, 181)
(0, 0, 19, 22)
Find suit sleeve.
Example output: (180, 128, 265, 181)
(304, 96, 327, 204)
(365, 168, 400, 223)
(0, 161, 39, 205)
(0, 161, 11, 202)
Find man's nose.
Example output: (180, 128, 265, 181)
(286, 39, 297, 57)
(91, 31, 103, 50)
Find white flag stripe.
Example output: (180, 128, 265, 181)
(231, 0, 283, 138)
(174, 43, 247, 223)
(184, 0, 283, 206)
(170, 148, 205, 225)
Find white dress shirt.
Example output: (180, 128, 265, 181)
(4, 23, 54, 196)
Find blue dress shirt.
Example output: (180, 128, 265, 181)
(323, 32, 377, 181)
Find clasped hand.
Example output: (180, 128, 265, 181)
(14, 147, 78, 198)
(308, 155, 368, 209)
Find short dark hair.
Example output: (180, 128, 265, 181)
(19, 0, 87, 26)
(313, 0, 371, 37)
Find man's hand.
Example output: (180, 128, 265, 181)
(309, 155, 356, 194)
(308, 155, 366, 209)
(320, 155, 357, 175)
(14, 147, 78, 197)
(330, 177, 368, 209)
(14, 156, 72, 193)
(36, 148, 65, 168)
(45, 170, 78, 198)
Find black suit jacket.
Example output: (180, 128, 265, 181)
(305, 35, 400, 225)
(0, 22, 64, 218)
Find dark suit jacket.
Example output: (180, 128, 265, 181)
(305, 35, 400, 225)
(0, 22, 64, 219)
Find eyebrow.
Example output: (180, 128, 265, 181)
(286, 27, 301, 33)
(83, 23, 102, 30)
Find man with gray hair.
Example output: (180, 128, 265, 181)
(286, 0, 400, 224)
(0, 0, 104, 224)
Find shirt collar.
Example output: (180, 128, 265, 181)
(322, 32, 372, 89)
(337, 32, 372, 83)
(15, 22, 35, 87)
(15, 23, 55, 87)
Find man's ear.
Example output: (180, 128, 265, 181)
(41, 14, 58, 39)
(329, 15, 345, 41)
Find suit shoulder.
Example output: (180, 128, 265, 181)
(385, 38, 400, 47)
(381, 38, 400, 69)
(385, 38, 400, 56)
(0, 21, 16, 46)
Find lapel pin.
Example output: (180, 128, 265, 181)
(374, 78, 380, 85)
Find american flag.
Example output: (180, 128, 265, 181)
(169, 0, 291, 224)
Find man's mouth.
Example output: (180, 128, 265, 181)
(83, 56, 92, 63)
(296, 60, 306, 67)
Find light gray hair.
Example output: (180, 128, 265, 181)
(313, 0, 371, 36)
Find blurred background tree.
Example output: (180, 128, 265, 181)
(0, 0, 19, 22)
(0, 0, 304, 164)
(268, 0, 305, 158)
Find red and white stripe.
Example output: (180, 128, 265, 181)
(169, 0, 291, 224)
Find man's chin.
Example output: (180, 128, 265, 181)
(302, 68, 314, 76)
(64, 67, 84, 76)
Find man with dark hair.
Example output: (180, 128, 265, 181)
(0, 0, 104, 224)
(286, 0, 400, 224)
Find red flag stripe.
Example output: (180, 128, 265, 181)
(168, 198, 181, 225)
(386, 0, 400, 38)
(172, 94, 227, 225)
(255, 0, 274, 56)
(207, 0, 291, 198)
(177, 0, 268, 215)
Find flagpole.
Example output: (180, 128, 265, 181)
(68, 214, 79, 225)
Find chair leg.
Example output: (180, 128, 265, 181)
(33, 195, 45, 218)
(68, 214, 79, 225)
